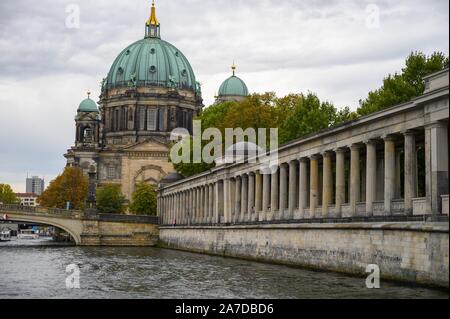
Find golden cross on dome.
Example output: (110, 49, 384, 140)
(147, 0, 159, 26)
(232, 61, 237, 76)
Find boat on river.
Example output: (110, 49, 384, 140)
(0, 230, 11, 242)
(17, 229, 39, 240)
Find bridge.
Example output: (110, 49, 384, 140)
(0, 204, 159, 246)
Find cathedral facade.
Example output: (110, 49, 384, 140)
(65, 2, 249, 200)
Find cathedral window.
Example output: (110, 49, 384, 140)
(107, 167, 116, 180)
(139, 107, 146, 130)
(115, 109, 120, 131)
(147, 108, 157, 131)
(159, 108, 165, 131)
(128, 107, 134, 121)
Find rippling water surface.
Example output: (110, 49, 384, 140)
(0, 238, 447, 299)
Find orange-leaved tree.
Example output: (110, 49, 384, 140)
(38, 167, 88, 209)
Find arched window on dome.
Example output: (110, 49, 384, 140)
(149, 66, 157, 84)
(117, 68, 125, 84)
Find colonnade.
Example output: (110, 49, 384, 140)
(159, 122, 448, 226)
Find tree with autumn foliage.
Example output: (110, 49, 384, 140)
(38, 167, 88, 209)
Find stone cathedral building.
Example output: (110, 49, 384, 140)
(65, 2, 249, 200)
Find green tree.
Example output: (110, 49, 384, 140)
(278, 93, 355, 145)
(357, 51, 449, 116)
(96, 184, 126, 214)
(0, 184, 18, 204)
(129, 182, 157, 215)
(38, 167, 88, 209)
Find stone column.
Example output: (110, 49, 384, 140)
(404, 131, 416, 215)
(335, 148, 346, 217)
(310, 155, 319, 218)
(350, 145, 361, 216)
(196, 187, 201, 223)
(169, 195, 173, 225)
(271, 167, 279, 216)
(191, 188, 196, 224)
(425, 122, 449, 215)
(223, 179, 232, 223)
(288, 160, 297, 219)
(395, 150, 402, 199)
(298, 158, 308, 219)
(255, 172, 263, 215)
(322, 151, 333, 218)
(365, 140, 377, 216)
(235, 177, 241, 222)
(263, 173, 271, 213)
(203, 186, 209, 224)
(384, 136, 396, 215)
(209, 184, 214, 223)
(181, 192, 185, 225)
(248, 173, 255, 221)
(214, 182, 220, 224)
(188, 190, 192, 225)
(279, 164, 288, 219)
(241, 174, 248, 221)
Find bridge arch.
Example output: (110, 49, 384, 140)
(5, 214, 83, 245)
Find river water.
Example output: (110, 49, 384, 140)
(0, 238, 447, 299)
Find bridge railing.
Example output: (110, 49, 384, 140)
(0, 204, 159, 224)
(0, 204, 84, 219)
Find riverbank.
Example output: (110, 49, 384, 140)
(159, 221, 449, 289)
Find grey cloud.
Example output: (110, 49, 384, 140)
(0, 0, 448, 191)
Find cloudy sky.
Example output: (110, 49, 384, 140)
(0, 0, 448, 192)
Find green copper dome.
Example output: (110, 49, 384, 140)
(78, 96, 98, 113)
(218, 64, 248, 97)
(218, 75, 249, 97)
(103, 3, 199, 94)
(104, 38, 198, 93)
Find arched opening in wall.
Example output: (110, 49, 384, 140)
(82, 126, 93, 144)
(2, 221, 77, 245)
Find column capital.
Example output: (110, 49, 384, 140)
(425, 121, 448, 129)
(349, 143, 363, 150)
(321, 150, 334, 158)
(382, 134, 396, 142)
(363, 138, 378, 145)
(298, 157, 309, 163)
(334, 147, 347, 154)
(309, 154, 321, 160)
(401, 129, 417, 136)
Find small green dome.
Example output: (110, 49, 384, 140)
(218, 75, 248, 97)
(104, 38, 198, 93)
(78, 97, 98, 113)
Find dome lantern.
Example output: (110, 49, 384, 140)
(145, 0, 161, 39)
